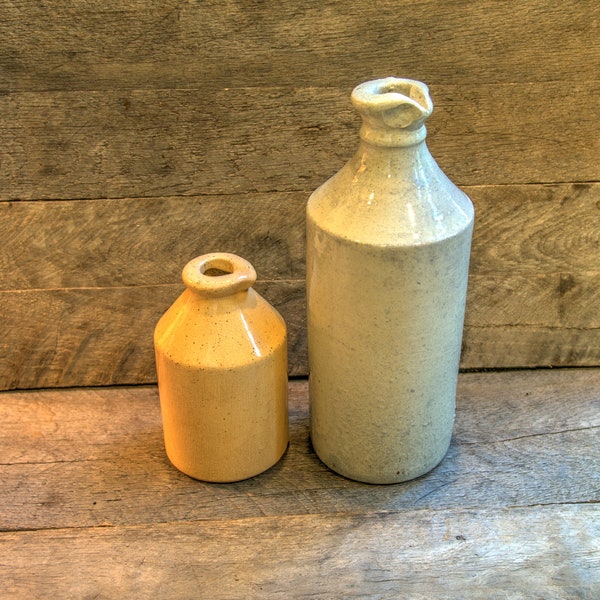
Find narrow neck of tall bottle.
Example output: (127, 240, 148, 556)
(351, 136, 438, 183)
(355, 136, 431, 163)
(358, 123, 428, 148)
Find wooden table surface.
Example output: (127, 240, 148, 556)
(1, 368, 598, 598)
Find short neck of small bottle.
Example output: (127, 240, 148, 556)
(186, 286, 251, 301)
(184, 287, 254, 315)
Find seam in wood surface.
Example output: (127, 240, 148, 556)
(0, 279, 305, 293)
(5, 77, 600, 93)
(4, 424, 597, 467)
(1, 501, 596, 537)
(459, 425, 600, 446)
(467, 323, 600, 332)
(1, 180, 600, 204)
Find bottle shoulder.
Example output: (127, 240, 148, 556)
(154, 289, 286, 369)
(307, 146, 474, 247)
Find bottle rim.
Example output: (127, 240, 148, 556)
(182, 253, 257, 297)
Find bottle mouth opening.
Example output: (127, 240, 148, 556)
(203, 267, 232, 277)
(183, 253, 256, 297)
(378, 80, 417, 98)
(352, 77, 432, 115)
(351, 77, 433, 146)
(200, 258, 234, 278)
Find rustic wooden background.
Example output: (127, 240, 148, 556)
(1, 1, 599, 390)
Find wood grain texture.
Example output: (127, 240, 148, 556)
(2, 505, 598, 599)
(461, 326, 600, 369)
(0, 370, 598, 597)
(0, 370, 598, 531)
(2, 184, 597, 289)
(2, 0, 598, 91)
(3, 282, 599, 388)
(469, 183, 600, 276)
(1, 1, 599, 388)
(1, 183, 598, 388)
(461, 182, 600, 367)
(1, 83, 598, 202)
(0, 282, 307, 389)
(0, 193, 307, 289)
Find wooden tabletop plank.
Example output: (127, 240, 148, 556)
(1, 369, 598, 597)
(2, 505, 598, 598)
(0, 370, 598, 532)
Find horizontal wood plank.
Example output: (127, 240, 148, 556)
(466, 274, 600, 330)
(1, 82, 599, 202)
(461, 326, 600, 369)
(469, 183, 600, 276)
(0, 193, 307, 289)
(2, 183, 598, 288)
(1, 0, 598, 91)
(2, 505, 598, 599)
(0, 282, 307, 389)
(1, 183, 598, 387)
(1, 283, 598, 388)
(0, 370, 598, 531)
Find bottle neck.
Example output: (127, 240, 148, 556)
(348, 136, 439, 188)
(358, 123, 427, 148)
(355, 135, 432, 165)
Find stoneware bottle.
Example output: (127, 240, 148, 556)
(154, 252, 289, 482)
(306, 77, 474, 484)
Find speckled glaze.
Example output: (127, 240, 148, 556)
(154, 253, 289, 482)
(306, 77, 474, 484)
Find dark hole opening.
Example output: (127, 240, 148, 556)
(203, 267, 232, 277)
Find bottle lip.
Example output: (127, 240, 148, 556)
(351, 77, 433, 147)
(182, 253, 257, 297)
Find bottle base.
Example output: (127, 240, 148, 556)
(166, 439, 290, 483)
(311, 436, 449, 485)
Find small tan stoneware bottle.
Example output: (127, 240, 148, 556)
(306, 77, 474, 484)
(154, 252, 289, 482)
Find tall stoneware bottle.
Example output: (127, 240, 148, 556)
(154, 252, 289, 482)
(306, 77, 474, 484)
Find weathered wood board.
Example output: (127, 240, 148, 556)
(0, 369, 598, 597)
(2, 0, 597, 91)
(2, 183, 598, 387)
(0, 1, 599, 388)
(1, 370, 598, 530)
(1, 83, 599, 201)
(3, 505, 598, 599)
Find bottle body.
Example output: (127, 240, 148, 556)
(154, 253, 289, 482)
(307, 78, 474, 483)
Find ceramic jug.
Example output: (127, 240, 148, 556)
(306, 77, 474, 484)
(154, 252, 289, 482)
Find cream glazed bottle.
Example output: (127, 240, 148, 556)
(306, 77, 474, 484)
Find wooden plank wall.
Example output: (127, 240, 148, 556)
(1, 1, 599, 390)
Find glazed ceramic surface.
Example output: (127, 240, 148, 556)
(306, 77, 474, 484)
(154, 253, 289, 482)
